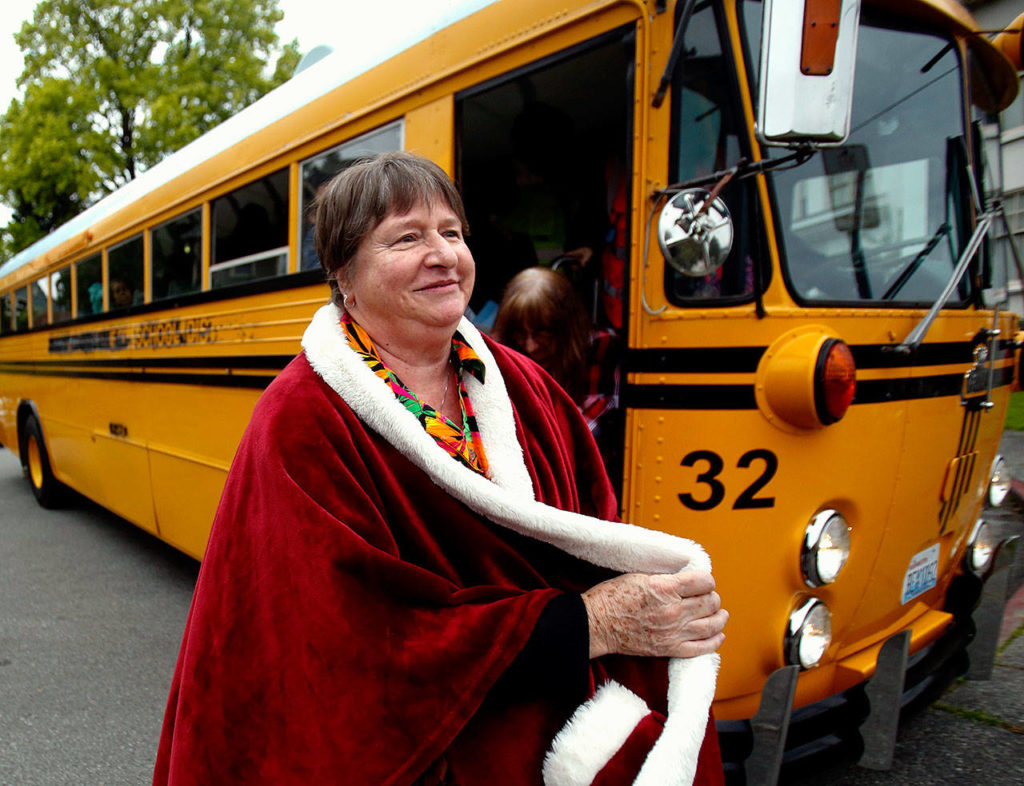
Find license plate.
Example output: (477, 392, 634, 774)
(901, 544, 940, 605)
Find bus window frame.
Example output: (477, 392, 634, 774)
(73, 252, 104, 319)
(296, 120, 405, 275)
(209, 166, 291, 291)
(28, 276, 49, 329)
(150, 207, 204, 303)
(106, 233, 146, 312)
(0, 291, 11, 335)
(13, 286, 28, 332)
(50, 265, 73, 325)
(663, 0, 765, 308)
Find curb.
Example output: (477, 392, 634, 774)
(998, 475, 1024, 643)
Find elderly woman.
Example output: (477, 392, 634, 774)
(154, 152, 727, 786)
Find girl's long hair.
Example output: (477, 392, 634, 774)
(492, 267, 591, 403)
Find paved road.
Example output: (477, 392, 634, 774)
(0, 448, 198, 785)
(0, 440, 1022, 785)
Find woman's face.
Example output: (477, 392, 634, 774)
(344, 200, 474, 341)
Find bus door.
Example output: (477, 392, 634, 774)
(456, 25, 636, 488)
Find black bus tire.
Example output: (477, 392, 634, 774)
(23, 415, 66, 509)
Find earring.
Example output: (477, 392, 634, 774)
(342, 292, 352, 309)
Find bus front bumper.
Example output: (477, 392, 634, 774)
(718, 534, 1019, 784)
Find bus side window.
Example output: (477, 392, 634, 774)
(30, 278, 48, 328)
(298, 122, 403, 273)
(152, 209, 202, 301)
(211, 168, 289, 289)
(14, 288, 28, 332)
(51, 267, 72, 324)
(75, 253, 103, 317)
(0, 292, 10, 335)
(108, 235, 144, 310)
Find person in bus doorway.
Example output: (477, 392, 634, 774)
(491, 266, 622, 476)
(154, 152, 727, 786)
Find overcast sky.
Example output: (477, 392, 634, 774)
(0, 0, 469, 228)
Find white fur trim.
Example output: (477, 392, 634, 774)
(543, 681, 651, 786)
(300, 303, 718, 784)
(301, 304, 709, 575)
(634, 654, 720, 785)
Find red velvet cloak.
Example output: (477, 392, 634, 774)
(154, 304, 722, 785)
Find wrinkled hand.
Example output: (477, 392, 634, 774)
(582, 570, 728, 659)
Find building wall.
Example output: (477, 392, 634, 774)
(963, 0, 1024, 315)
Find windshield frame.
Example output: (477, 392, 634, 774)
(738, 1, 976, 310)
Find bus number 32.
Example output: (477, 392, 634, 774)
(678, 449, 778, 511)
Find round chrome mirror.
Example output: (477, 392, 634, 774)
(657, 188, 733, 277)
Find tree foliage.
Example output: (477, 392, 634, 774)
(0, 0, 301, 259)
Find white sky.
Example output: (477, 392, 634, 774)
(0, 0, 451, 228)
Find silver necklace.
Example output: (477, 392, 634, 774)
(438, 360, 452, 411)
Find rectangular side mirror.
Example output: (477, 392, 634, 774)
(757, 0, 861, 146)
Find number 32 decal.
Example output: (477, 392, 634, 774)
(678, 449, 778, 511)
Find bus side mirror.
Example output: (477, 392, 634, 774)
(757, 0, 861, 147)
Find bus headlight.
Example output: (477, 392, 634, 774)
(988, 455, 1011, 507)
(966, 518, 996, 574)
(785, 598, 832, 669)
(802, 509, 851, 586)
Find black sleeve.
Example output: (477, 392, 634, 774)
(492, 592, 590, 703)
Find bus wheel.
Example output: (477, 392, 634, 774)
(23, 416, 65, 509)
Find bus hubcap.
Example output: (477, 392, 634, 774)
(27, 436, 43, 490)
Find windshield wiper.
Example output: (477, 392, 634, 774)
(652, 0, 697, 108)
(881, 222, 951, 300)
(894, 211, 994, 353)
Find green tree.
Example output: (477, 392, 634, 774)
(0, 0, 301, 259)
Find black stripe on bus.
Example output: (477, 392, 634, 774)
(852, 365, 1015, 404)
(626, 339, 1014, 376)
(623, 384, 758, 410)
(6, 355, 295, 371)
(625, 347, 765, 374)
(851, 339, 1016, 369)
(624, 366, 1013, 410)
(0, 364, 276, 389)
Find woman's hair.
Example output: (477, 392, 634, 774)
(492, 267, 591, 402)
(313, 151, 469, 307)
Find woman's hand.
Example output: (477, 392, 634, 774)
(581, 570, 728, 659)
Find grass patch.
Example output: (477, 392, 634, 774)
(1006, 392, 1024, 431)
(934, 703, 1024, 734)
(999, 621, 1024, 654)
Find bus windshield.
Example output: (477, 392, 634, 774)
(743, 6, 970, 305)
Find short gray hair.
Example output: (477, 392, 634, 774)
(313, 152, 469, 307)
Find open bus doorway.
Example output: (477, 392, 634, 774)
(456, 28, 634, 492)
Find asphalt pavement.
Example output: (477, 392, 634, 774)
(0, 449, 198, 785)
(1, 436, 1023, 785)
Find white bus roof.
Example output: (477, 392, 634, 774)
(0, 0, 495, 281)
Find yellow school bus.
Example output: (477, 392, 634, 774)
(0, 0, 1021, 780)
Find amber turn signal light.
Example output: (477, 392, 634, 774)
(815, 339, 856, 424)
